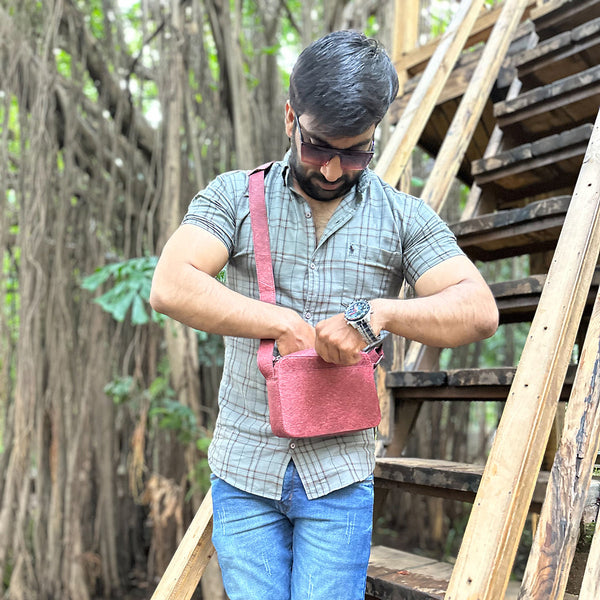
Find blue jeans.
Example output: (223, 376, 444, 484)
(211, 461, 374, 600)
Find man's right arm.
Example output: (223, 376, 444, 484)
(150, 224, 315, 354)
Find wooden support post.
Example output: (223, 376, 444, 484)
(579, 519, 600, 600)
(150, 489, 215, 600)
(446, 110, 600, 600)
(518, 287, 600, 599)
(375, 0, 486, 189)
(421, 0, 532, 214)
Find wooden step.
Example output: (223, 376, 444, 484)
(374, 458, 558, 510)
(511, 16, 600, 89)
(531, 0, 600, 41)
(367, 546, 450, 600)
(471, 123, 591, 204)
(386, 366, 576, 401)
(491, 275, 547, 324)
(450, 196, 569, 261)
(495, 64, 600, 139)
(492, 269, 600, 324)
(367, 545, 577, 600)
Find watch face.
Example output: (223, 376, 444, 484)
(345, 299, 370, 321)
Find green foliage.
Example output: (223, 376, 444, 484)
(104, 360, 212, 493)
(81, 256, 162, 325)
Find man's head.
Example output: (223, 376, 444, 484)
(289, 30, 399, 138)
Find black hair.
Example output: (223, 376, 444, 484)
(289, 30, 399, 138)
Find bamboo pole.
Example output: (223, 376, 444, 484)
(446, 110, 600, 600)
(518, 287, 600, 599)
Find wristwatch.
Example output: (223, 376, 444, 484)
(344, 299, 382, 350)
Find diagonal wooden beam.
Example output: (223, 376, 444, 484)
(421, 0, 533, 214)
(446, 109, 600, 600)
(579, 518, 600, 600)
(375, 0, 486, 188)
(150, 489, 215, 600)
(518, 286, 600, 599)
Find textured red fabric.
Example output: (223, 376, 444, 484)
(265, 348, 381, 438)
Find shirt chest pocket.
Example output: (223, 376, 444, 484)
(340, 242, 403, 301)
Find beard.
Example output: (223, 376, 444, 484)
(288, 141, 362, 203)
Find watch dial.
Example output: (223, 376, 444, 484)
(346, 299, 369, 321)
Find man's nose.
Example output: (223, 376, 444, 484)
(320, 155, 343, 181)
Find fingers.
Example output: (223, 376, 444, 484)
(314, 315, 364, 365)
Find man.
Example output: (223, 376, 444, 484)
(150, 30, 498, 600)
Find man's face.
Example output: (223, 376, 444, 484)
(286, 107, 376, 203)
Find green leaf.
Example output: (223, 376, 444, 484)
(81, 268, 112, 291)
(131, 294, 149, 325)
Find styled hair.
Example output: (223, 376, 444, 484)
(289, 30, 399, 138)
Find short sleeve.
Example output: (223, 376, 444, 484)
(401, 200, 464, 288)
(182, 171, 249, 255)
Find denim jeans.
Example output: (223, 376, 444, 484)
(211, 460, 374, 600)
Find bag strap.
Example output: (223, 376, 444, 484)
(248, 165, 277, 378)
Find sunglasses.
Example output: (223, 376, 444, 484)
(295, 115, 374, 171)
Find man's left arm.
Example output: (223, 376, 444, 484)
(314, 255, 498, 364)
(372, 254, 498, 347)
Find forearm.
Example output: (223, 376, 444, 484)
(150, 262, 298, 340)
(371, 279, 498, 348)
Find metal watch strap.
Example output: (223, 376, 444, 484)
(354, 320, 379, 345)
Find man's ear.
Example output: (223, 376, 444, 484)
(284, 101, 294, 138)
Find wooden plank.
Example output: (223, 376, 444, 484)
(367, 545, 448, 600)
(150, 489, 215, 600)
(531, 0, 600, 34)
(518, 287, 600, 599)
(451, 196, 570, 237)
(451, 196, 569, 261)
(375, 0, 486, 188)
(445, 111, 600, 600)
(496, 64, 600, 118)
(373, 457, 589, 511)
(514, 20, 600, 86)
(579, 519, 600, 600)
(472, 124, 592, 176)
(495, 65, 600, 136)
(367, 546, 531, 600)
(420, 0, 533, 213)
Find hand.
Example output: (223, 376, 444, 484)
(275, 310, 316, 356)
(314, 313, 365, 365)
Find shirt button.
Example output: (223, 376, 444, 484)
(305, 211, 312, 219)
(289, 442, 296, 450)
(304, 311, 312, 320)
(310, 262, 317, 270)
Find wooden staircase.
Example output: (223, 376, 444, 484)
(367, 1, 600, 598)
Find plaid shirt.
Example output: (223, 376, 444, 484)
(182, 154, 463, 499)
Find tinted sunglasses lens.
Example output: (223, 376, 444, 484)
(301, 143, 373, 170)
(300, 143, 333, 166)
(339, 152, 373, 170)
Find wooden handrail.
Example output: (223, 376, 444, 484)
(150, 489, 214, 600)
(446, 109, 600, 599)
(519, 285, 600, 598)
(421, 0, 533, 214)
(375, 0, 486, 188)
